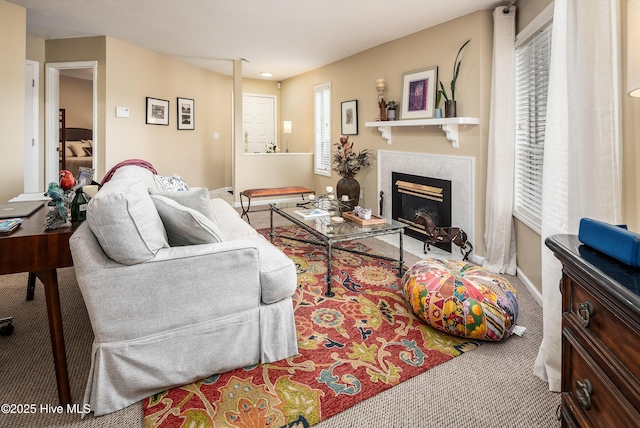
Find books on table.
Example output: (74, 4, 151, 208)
(0, 218, 23, 235)
(294, 208, 330, 219)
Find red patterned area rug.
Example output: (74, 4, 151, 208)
(143, 226, 479, 427)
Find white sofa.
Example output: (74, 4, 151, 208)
(69, 165, 298, 416)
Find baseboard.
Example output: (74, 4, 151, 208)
(516, 267, 543, 307)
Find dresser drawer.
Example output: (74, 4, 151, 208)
(562, 325, 640, 427)
(563, 271, 640, 387)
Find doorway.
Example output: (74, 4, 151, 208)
(242, 94, 277, 153)
(45, 61, 97, 185)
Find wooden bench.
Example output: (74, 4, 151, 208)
(240, 186, 315, 223)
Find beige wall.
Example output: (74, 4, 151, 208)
(0, 0, 26, 202)
(60, 75, 93, 129)
(280, 11, 493, 255)
(103, 37, 232, 189)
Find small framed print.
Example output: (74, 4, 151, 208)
(177, 97, 195, 130)
(145, 97, 169, 125)
(401, 66, 438, 119)
(341, 100, 358, 135)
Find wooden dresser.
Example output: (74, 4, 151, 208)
(546, 235, 640, 427)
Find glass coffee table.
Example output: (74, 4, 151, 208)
(270, 204, 406, 297)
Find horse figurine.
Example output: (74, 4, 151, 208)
(413, 210, 473, 261)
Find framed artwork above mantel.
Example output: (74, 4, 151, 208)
(401, 66, 438, 120)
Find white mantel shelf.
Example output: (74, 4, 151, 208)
(364, 117, 480, 148)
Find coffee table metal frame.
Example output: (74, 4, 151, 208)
(269, 204, 406, 297)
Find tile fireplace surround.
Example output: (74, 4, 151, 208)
(377, 150, 475, 262)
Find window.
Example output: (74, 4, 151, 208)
(314, 83, 331, 176)
(513, 11, 553, 234)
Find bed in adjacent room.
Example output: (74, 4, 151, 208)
(63, 127, 93, 178)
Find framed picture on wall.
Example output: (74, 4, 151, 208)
(145, 97, 169, 125)
(177, 97, 195, 130)
(401, 66, 438, 119)
(341, 100, 358, 135)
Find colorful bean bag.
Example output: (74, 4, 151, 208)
(402, 258, 518, 341)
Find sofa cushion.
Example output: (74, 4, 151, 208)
(241, 235, 297, 304)
(148, 187, 217, 224)
(87, 180, 168, 265)
(150, 194, 226, 246)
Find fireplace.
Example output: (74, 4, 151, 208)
(392, 172, 452, 252)
(378, 150, 474, 262)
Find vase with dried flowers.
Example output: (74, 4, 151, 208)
(332, 136, 374, 210)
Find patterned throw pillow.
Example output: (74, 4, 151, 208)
(402, 258, 518, 341)
(156, 174, 190, 191)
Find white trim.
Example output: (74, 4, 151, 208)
(24, 60, 40, 192)
(515, 2, 555, 47)
(513, 208, 542, 235)
(516, 267, 543, 307)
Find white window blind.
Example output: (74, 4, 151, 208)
(314, 83, 331, 176)
(513, 20, 552, 234)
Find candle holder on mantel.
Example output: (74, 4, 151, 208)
(376, 78, 387, 121)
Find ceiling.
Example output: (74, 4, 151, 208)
(11, 0, 505, 80)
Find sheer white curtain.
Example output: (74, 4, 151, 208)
(483, 6, 517, 275)
(533, 0, 622, 392)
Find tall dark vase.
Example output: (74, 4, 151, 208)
(445, 100, 457, 118)
(336, 175, 360, 211)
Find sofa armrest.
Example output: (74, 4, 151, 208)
(71, 225, 267, 342)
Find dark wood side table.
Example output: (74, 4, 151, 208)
(0, 204, 80, 405)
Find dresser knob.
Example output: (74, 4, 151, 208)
(575, 379, 593, 410)
(577, 301, 594, 327)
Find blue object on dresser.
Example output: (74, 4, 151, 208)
(578, 218, 640, 267)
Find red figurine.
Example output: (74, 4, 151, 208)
(59, 170, 76, 190)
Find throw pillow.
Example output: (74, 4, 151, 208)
(155, 174, 190, 191)
(83, 147, 93, 156)
(148, 187, 217, 224)
(67, 141, 88, 157)
(150, 194, 226, 246)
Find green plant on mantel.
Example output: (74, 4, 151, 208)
(439, 38, 471, 103)
(386, 100, 399, 110)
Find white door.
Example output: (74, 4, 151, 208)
(24, 60, 40, 193)
(243, 95, 276, 153)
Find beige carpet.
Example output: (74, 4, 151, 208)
(0, 197, 560, 427)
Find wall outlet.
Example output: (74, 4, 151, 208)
(360, 190, 364, 199)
